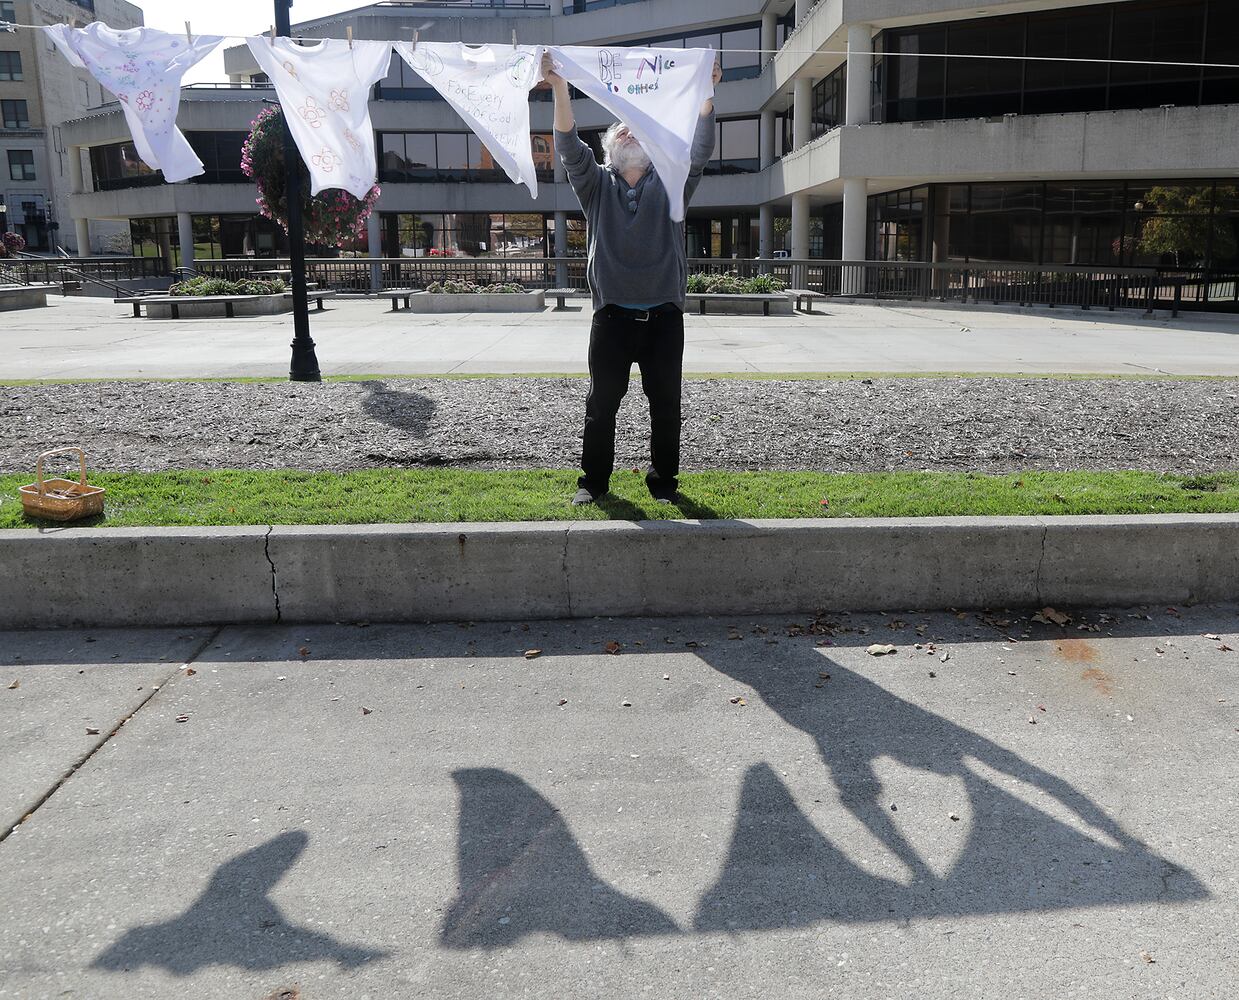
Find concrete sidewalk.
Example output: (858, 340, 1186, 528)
(2, 606, 1236, 998)
(4, 296, 1239, 379)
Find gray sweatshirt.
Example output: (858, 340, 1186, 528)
(555, 113, 716, 312)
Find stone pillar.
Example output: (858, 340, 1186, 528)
(554, 210, 568, 287)
(791, 192, 810, 260)
(68, 145, 85, 194)
(759, 203, 774, 258)
(761, 12, 777, 61)
(176, 212, 194, 272)
(846, 24, 874, 126)
(793, 77, 813, 149)
(74, 218, 91, 258)
(842, 176, 867, 293)
(760, 109, 776, 169)
(367, 210, 383, 291)
(157, 228, 174, 272)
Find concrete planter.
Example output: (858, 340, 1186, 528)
(146, 294, 290, 319)
(0, 285, 48, 311)
(685, 293, 794, 316)
(406, 290, 545, 313)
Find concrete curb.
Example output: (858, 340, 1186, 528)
(1, 515, 1237, 629)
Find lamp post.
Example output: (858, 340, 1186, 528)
(274, 0, 321, 382)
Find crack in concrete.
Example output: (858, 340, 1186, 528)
(263, 525, 282, 623)
(562, 525, 574, 618)
(0, 625, 224, 847)
(1034, 522, 1049, 607)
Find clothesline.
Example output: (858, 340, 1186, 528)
(4, 20, 1239, 71)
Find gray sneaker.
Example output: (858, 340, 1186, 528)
(572, 488, 599, 506)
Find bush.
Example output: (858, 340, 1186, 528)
(686, 270, 787, 295)
(168, 276, 287, 297)
(424, 280, 525, 294)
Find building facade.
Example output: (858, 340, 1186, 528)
(54, 0, 1239, 284)
(0, 0, 140, 252)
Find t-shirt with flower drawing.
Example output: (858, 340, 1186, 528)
(246, 37, 391, 200)
(43, 24, 224, 183)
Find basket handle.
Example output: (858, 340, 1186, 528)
(36, 447, 87, 497)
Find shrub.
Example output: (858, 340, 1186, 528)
(0, 231, 26, 258)
(169, 276, 287, 297)
(686, 270, 786, 295)
(424, 280, 525, 294)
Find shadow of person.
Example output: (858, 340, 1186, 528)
(594, 493, 648, 521)
(92, 831, 386, 976)
(669, 490, 719, 520)
(359, 380, 437, 440)
(694, 649, 1208, 930)
(441, 768, 680, 948)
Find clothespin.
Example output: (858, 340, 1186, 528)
(512, 29, 518, 50)
(346, 26, 353, 50)
(411, 29, 418, 51)
(184, 21, 192, 44)
(269, 25, 275, 46)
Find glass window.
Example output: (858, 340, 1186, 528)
(721, 27, 759, 77)
(404, 133, 436, 179)
(1023, 9, 1110, 115)
(883, 25, 946, 122)
(944, 17, 1024, 118)
(718, 117, 759, 173)
(0, 3, 15, 21)
(1109, 0, 1206, 111)
(435, 133, 468, 180)
(2, 98, 28, 128)
(0, 51, 22, 81)
(1203, 2, 1239, 105)
(8, 148, 34, 180)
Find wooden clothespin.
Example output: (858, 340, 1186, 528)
(269, 25, 276, 46)
(412, 29, 418, 51)
(346, 26, 353, 50)
(184, 21, 192, 44)
(512, 29, 518, 49)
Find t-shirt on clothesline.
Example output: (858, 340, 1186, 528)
(44, 24, 717, 220)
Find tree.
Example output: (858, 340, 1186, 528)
(1137, 185, 1236, 267)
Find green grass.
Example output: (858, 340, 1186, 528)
(3, 469, 1239, 529)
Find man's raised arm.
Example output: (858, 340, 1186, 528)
(543, 51, 603, 205)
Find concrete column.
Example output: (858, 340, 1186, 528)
(74, 218, 91, 258)
(759, 203, 774, 258)
(176, 212, 194, 272)
(157, 229, 174, 272)
(795, 0, 813, 25)
(759, 109, 776, 169)
(367, 210, 382, 291)
(842, 176, 868, 293)
(845, 24, 874, 126)
(761, 12, 777, 61)
(68, 145, 85, 195)
(790, 192, 810, 259)
(554, 210, 568, 286)
(793, 77, 812, 149)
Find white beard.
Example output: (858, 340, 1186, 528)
(610, 142, 651, 174)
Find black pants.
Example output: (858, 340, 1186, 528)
(579, 304, 684, 497)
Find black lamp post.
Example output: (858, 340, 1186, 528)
(274, 0, 321, 382)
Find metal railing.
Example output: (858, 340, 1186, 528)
(4, 255, 170, 285)
(189, 256, 1237, 315)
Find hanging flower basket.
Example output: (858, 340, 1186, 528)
(241, 106, 379, 249)
(0, 231, 27, 259)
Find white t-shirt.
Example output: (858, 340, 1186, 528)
(394, 42, 544, 197)
(547, 45, 716, 222)
(246, 37, 392, 200)
(44, 24, 224, 183)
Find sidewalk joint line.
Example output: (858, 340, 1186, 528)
(0, 625, 224, 847)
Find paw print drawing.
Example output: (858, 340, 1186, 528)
(136, 90, 155, 112)
(342, 129, 362, 152)
(299, 97, 326, 129)
(312, 148, 341, 173)
(328, 89, 350, 112)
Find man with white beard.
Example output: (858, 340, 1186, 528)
(543, 52, 721, 506)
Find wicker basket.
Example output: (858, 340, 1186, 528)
(20, 447, 106, 522)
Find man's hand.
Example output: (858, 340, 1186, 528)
(542, 51, 567, 90)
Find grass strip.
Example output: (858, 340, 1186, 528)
(3, 469, 1239, 529)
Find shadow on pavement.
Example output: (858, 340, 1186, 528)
(441, 768, 679, 948)
(91, 831, 386, 976)
(358, 379, 437, 441)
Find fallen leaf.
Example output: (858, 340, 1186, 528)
(175, 714, 190, 723)
(524, 649, 542, 659)
(1139, 950, 1156, 965)
(604, 641, 622, 655)
(1219, 644, 1234, 652)
(558, 698, 568, 706)
(1037, 607, 1071, 626)
(86, 727, 100, 735)
(186, 668, 197, 676)
(818, 672, 831, 680)
(820, 498, 829, 507)
(1204, 633, 1221, 641)
(1037, 704, 1047, 712)
(7, 679, 18, 690)
(867, 644, 898, 656)
(929, 671, 937, 678)
(621, 699, 632, 708)
(361, 706, 373, 715)
(940, 651, 951, 662)
(1027, 716, 1038, 725)
(298, 646, 310, 657)
(729, 696, 746, 706)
